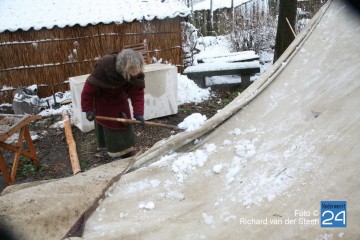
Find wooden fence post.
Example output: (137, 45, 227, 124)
(62, 110, 81, 175)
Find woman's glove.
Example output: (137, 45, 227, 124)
(134, 115, 145, 127)
(86, 111, 95, 121)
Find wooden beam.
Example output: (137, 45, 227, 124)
(10, 126, 26, 183)
(62, 110, 81, 175)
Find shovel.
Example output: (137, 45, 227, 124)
(95, 116, 182, 131)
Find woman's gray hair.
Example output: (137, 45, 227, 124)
(116, 49, 145, 80)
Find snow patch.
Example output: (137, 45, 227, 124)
(229, 127, 257, 136)
(171, 149, 208, 182)
(139, 202, 155, 210)
(234, 140, 256, 158)
(202, 212, 214, 225)
(225, 165, 240, 184)
(223, 139, 232, 145)
(124, 179, 161, 194)
(178, 113, 207, 131)
(178, 74, 211, 104)
(165, 191, 185, 200)
(204, 143, 217, 153)
(213, 164, 223, 174)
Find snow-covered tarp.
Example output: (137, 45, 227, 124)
(0, 0, 190, 33)
(1, 0, 360, 239)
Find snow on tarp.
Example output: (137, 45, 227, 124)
(0, 0, 190, 33)
(1, 0, 360, 239)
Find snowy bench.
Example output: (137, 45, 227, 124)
(197, 50, 259, 64)
(183, 61, 260, 88)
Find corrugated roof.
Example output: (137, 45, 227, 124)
(0, 0, 190, 33)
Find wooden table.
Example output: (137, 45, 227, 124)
(0, 114, 42, 185)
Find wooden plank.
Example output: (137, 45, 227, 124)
(23, 125, 40, 165)
(10, 126, 25, 183)
(123, 41, 151, 64)
(62, 111, 81, 175)
(0, 142, 37, 160)
(0, 115, 42, 185)
(0, 115, 42, 142)
(0, 115, 28, 141)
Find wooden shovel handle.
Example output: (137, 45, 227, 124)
(95, 116, 181, 130)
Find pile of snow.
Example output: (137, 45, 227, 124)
(178, 113, 207, 131)
(177, 74, 211, 104)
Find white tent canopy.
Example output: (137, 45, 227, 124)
(1, 0, 359, 239)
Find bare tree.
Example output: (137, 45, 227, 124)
(273, 0, 297, 62)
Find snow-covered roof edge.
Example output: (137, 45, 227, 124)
(0, 0, 191, 33)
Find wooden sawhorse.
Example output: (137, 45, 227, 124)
(0, 114, 42, 185)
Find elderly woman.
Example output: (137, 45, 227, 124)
(81, 49, 145, 160)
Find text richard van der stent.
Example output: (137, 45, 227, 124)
(239, 210, 319, 225)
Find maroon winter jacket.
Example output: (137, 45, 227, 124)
(81, 53, 145, 130)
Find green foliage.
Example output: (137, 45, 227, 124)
(223, 92, 240, 105)
(20, 162, 36, 176)
(223, 86, 244, 105)
(80, 160, 89, 170)
(16, 156, 48, 178)
(223, 97, 233, 105)
(178, 106, 192, 113)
